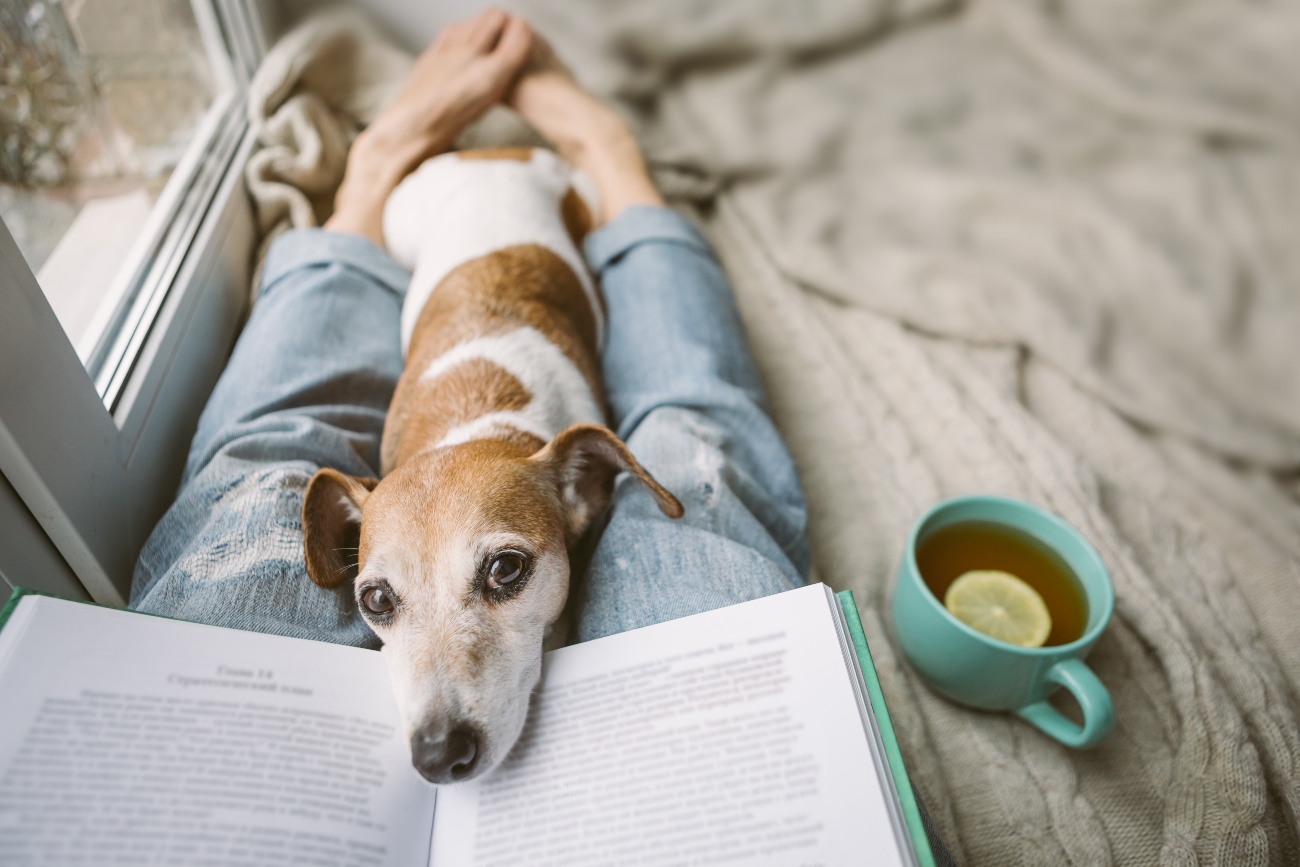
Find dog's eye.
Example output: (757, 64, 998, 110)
(361, 585, 395, 616)
(487, 553, 525, 590)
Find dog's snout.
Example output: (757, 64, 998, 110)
(411, 723, 480, 784)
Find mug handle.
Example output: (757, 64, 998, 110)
(1016, 658, 1115, 748)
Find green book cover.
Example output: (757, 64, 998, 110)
(837, 589, 937, 867)
(0, 586, 115, 633)
(0, 586, 40, 632)
(0, 586, 196, 633)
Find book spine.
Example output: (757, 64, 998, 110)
(837, 590, 937, 867)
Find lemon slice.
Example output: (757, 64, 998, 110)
(944, 570, 1052, 648)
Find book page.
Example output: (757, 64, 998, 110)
(0, 597, 436, 867)
(431, 584, 907, 867)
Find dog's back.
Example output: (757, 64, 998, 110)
(381, 148, 604, 474)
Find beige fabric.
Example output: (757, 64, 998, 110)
(244, 7, 413, 275)
(245, 2, 1300, 863)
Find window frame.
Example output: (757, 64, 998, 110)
(88, 91, 247, 409)
(0, 0, 268, 605)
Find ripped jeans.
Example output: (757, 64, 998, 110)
(130, 206, 810, 643)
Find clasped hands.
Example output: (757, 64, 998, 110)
(326, 8, 663, 247)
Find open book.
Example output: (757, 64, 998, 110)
(0, 584, 934, 866)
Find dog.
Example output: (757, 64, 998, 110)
(300, 147, 683, 785)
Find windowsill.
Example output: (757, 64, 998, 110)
(36, 189, 152, 359)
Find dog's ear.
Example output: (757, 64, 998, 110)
(535, 424, 684, 543)
(302, 469, 380, 589)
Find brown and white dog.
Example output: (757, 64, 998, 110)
(300, 147, 683, 785)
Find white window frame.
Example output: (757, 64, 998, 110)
(0, 0, 270, 605)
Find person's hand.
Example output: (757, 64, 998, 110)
(508, 33, 663, 226)
(326, 9, 533, 245)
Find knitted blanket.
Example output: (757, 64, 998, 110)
(244, 2, 1300, 863)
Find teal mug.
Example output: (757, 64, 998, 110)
(893, 495, 1115, 747)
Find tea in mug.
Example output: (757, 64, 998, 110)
(915, 520, 1088, 647)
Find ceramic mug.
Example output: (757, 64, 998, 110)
(893, 495, 1115, 748)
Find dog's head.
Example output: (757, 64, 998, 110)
(301, 424, 682, 784)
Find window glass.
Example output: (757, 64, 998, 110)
(0, 0, 227, 369)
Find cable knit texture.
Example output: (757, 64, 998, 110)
(245, 2, 1300, 863)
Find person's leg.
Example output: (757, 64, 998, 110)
(570, 207, 811, 641)
(130, 230, 408, 645)
(185, 232, 410, 483)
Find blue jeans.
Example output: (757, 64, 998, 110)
(130, 206, 810, 643)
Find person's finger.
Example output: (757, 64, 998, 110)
(488, 15, 533, 71)
(467, 7, 509, 52)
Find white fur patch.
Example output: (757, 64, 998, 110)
(422, 326, 604, 448)
(383, 149, 603, 356)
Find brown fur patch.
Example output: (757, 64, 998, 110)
(560, 188, 593, 249)
(366, 437, 565, 564)
(386, 359, 535, 470)
(456, 147, 535, 162)
(560, 189, 606, 322)
(383, 245, 604, 475)
(302, 470, 379, 588)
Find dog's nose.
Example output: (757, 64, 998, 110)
(411, 724, 480, 784)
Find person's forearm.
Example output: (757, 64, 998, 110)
(574, 131, 664, 224)
(325, 129, 440, 246)
(508, 63, 664, 226)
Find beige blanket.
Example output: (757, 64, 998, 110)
(246, 2, 1300, 863)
